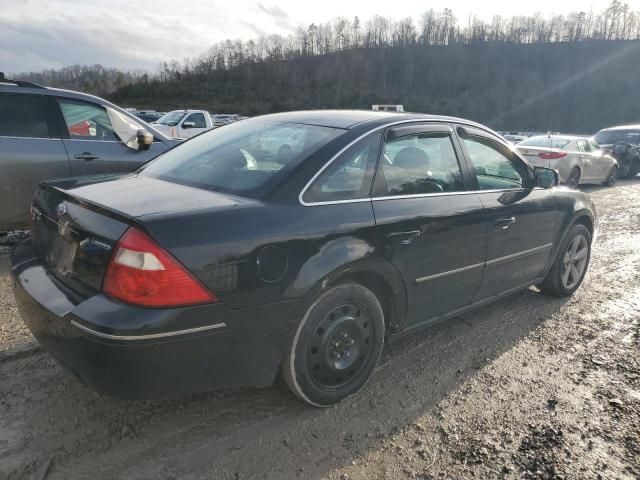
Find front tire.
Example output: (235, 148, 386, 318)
(283, 284, 385, 407)
(538, 224, 591, 297)
(626, 160, 639, 179)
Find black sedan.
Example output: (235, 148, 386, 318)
(11, 111, 597, 407)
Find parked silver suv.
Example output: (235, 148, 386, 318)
(0, 76, 177, 236)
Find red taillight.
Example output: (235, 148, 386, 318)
(103, 227, 218, 307)
(538, 151, 567, 160)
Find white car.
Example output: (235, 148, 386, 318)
(152, 109, 213, 139)
(516, 135, 619, 188)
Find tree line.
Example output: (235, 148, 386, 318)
(15, 1, 640, 132)
(160, 0, 640, 80)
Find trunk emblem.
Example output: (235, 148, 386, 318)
(55, 203, 67, 218)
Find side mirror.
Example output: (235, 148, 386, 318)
(136, 129, 153, 151)
(182, 121, 196, 129)
(534, 167, 559, 189)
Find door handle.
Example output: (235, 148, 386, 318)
(74, 152, 99, 161)
(494, 216, 516, 229)
(387, 230, 421, 245)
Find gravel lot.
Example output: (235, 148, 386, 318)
(1, 180, 639, 480)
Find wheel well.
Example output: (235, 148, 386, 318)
(574, 215, 593, 235)
(330, 271, 396, 331)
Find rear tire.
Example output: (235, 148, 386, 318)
(602, 166, 618, 187)
(567, 167, 581, 189)
(282, 284, 385, 407)
(538, 224, 591, 297)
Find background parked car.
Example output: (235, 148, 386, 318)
(0, 78, 178, 234)
(592, 125, 640, 178)
(133, 111, 165, 123)
(151, 109, 213, 139)
(516, 135, 618, 187)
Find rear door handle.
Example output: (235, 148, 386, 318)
(494, 216, 516, 229)
(387, 230, 421, 245)
(74, 152, 99, 161)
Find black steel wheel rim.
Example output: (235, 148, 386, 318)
(306, 302, 374, 390)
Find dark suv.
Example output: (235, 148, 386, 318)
(0, 77, 177, 237)
(593, 125, 640, 178)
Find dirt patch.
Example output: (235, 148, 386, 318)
(0, 180, 639, 480)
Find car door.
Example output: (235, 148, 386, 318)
(456, 126, 559, 300)
(588, 139, 612, 180)
(56, 98, 161, 176)
(576, 139, 598, 181)
(0, 92, 70, 231)
(179, 112, 208, 139)
(371, 123, 486, 327)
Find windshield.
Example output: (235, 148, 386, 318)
(518, 137, 571, 149)
(594, 130, 640, 145)
(140, 118, 343, 198)
(154, 111, 187, 126)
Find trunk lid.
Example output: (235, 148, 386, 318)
(31, 174, 245, 296)
(516, 146, 565, 169)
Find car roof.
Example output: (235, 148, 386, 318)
(0, 82, 119, 107)
(257, 110, 496, 132)
(0, 83, 172, 140)
(598, 124, 640, 131)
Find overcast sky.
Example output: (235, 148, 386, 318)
(1, 0, 636, 74)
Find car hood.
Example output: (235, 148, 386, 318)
(44, 174, 253, 219)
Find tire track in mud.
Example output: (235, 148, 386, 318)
(1, 180, 639, 480)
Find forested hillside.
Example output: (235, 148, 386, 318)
(111, 40, 640, 133)
(17, 1, 640, 132)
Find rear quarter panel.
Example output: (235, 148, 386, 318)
(140, 201, 406, 315)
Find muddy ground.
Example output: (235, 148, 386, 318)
(1, 180, 639, 480)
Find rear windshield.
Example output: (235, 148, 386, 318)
(594, 130, 640, 145)
(518, 137, 571, 149)
(140, 119, 343, 198)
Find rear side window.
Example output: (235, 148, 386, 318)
(303, 133, 381, 203)
(576, 139, 591, 152)
(58, 99, 118, 141)
(379, 134, 464, 195)
(0, 93, 50, 138)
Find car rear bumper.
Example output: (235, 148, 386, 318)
(11, 239, 305, 399)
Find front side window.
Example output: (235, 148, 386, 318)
(59, 99, 117, 141)
(141, 118, 343, 198)
(0, 93, 50, 138)
(462, 136, 527, 190)
(185, 113, 206, 128)
(588, 140, 601, 152)
(303, 133, 381, 203)
(379, 134, 464, 195)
